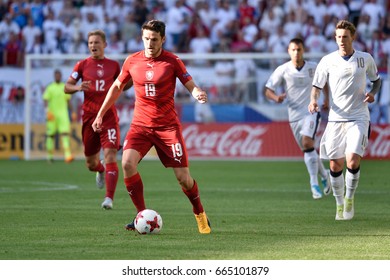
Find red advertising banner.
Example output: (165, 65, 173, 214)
(182, 123, 390, 160)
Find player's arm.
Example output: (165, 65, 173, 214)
(309, 86, 321, 113)
(184, 80, 207, 103)
(321, 83, 330, 110)
(264, 87, 286, 103)
(364, 78, 381, 103)
(64, 77, 91, 94)
(92, 78, 128, 132)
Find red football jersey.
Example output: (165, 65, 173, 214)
(118, 50, 193, 127)
(70, 57, 120, 115)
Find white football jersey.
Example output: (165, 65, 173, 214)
(265, 60, 317, 122)
(313, 50, 379, 121)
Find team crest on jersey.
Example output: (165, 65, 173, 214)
(97, 69, 104, 78)
(146, 70, 154, 80)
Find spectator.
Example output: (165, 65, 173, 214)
(283, 10, 303, 39)
(3, 31, 23, 67)
(110, 0, 132, 22)
(214, 57, 235, 103)
(197, 1, 216, 29)
(80, 0, 105, 27)
(9, 0, 29, 29)
(241, 16, 258, 45)
(132, 0, 150, 27)
(126, 33, 144, 53)
(28, 0, 46, 29)
(119, 13, 140, 46)
(304, 0, 327, 29)
(105, 32, 125, 54)
(326, 0, 349, 23)
(189, 27, 213, 66)
(42, 10, 64, 53)
(22, 17, 42, 54)
(305, 25, 327, 54)
(237, 0, 257, 29)
(360, 0, 385, 32)
(0, 14, 21, 46)
(165, 0, 192, 52)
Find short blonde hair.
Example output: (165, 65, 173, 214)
(87, 29, 106, 42)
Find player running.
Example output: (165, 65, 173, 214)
(309, 20, 381, 220)
(265, 38, 331, 199)
(65, 30, 131, 210)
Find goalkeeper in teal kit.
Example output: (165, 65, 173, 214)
(43, 69, 74, 163)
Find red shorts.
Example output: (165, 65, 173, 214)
(123, 124, 189, 168)
(82, 111, 121, 156)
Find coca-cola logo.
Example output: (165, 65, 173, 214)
(183, 124, 267, 157)
(367, 125, 390, 157)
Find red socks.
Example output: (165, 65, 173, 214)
(124, 173, 146, 213)
(182, 180, 204, 215)
(105, 162, 118, 199)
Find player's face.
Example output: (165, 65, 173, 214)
(288, 42, 304, 65)
(335, 28, 354, 55)
(142, 29, 165, 58)
(88, 35, 106, 59)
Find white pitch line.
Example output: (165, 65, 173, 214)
(0, 180, 79, 193)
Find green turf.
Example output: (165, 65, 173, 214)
(0, 159, 389, 260)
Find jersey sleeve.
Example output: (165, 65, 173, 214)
(312, 57, 328, 89)
(69, 60, 84, 82)
(117, 55, 132, 84)
(366, 53, 380, 82)
(174, 57, 192, 85)
(265, 65, 284, 91)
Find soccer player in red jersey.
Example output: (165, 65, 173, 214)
(92, 20, 211, 234)
(64, 30, 131, 210)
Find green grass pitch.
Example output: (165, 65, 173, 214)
(0, 159, 389, 260)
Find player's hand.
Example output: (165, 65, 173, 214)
(364, 93, 375, 103)
(79, 81, 92, 91)
(193, 88, 207, 103)
(46, 111, 55, 121)
(92, 116, 103, 133)
(308, 101, 319, 114)
(71, 112, 78, 122)
(275, 93, 286, 103)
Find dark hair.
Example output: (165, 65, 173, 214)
(141, 20, 166, 38)
(289, 37, 304, 47)
(335, 20, 356, 36)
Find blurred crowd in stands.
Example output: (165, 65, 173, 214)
(0, 0, 389, 70)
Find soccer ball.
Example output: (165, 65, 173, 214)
(134, 209, 163, 234)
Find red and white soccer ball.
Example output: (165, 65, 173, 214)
(134, 209, 163, 234)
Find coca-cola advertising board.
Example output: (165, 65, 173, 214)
(182, 123, 390, 160)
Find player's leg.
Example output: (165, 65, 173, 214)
(99, 118, 121, 209)
(82, 121, 104, 188)
(46, 120, 56, 163)
(57, 114, 73, 163)
(123, 148, 146, 230)
(321, 122, 347, 219)
(329, 159, 345, 220)
(122, 125, 153, 230)
(343, 121, 369, 220)
(293, 116, 322, 199)
(100, 147, 118, 209)
(173, 167, 211, 234)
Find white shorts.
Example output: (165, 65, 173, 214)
(289, 112, 321, 150)
(319, 120, 370, 160)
